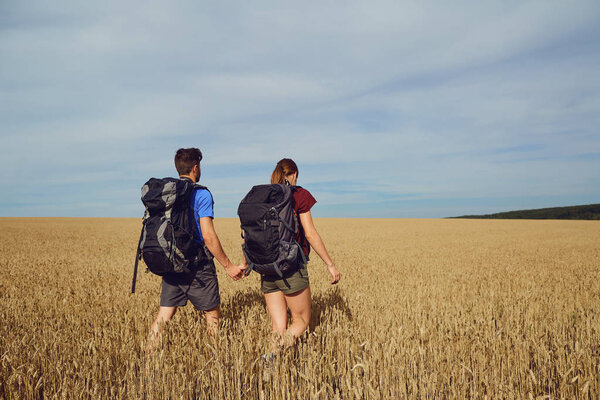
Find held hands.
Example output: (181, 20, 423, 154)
(327, 264, 340, 285)
(225, 262, 246, 281)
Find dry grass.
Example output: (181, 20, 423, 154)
(1, 217, 599, 399)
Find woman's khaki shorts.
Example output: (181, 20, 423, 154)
(260, 263, 309, 295)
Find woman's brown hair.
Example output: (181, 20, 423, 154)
(271, 158, 298, 184)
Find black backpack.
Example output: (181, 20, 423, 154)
(237, 184, 307, 277)
(131, 177, 212, 293)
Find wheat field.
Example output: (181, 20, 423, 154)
(1, 217, 599, 399)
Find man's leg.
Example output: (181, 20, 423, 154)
(204, 306, 220, 334)
(187, 261, 220, 334)
(147, 306, 177, 353)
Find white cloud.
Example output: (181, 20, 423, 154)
(1, 0, 599, 217)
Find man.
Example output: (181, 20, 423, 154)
(147, 148, 244, 350)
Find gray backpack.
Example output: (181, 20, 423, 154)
(131, 177, 212, 293)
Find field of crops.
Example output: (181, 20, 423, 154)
(1, 217, 599, 399)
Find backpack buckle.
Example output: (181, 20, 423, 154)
(269, 208, 279, 226)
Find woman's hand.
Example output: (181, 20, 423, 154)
(327, 264, 340, 284)
(299, 211, 339, 285)
(225, 262, 245, 281)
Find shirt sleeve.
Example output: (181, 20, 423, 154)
(293, 187, 317, 214)
(194, 189, 214, 220)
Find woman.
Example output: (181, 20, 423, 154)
(254, 158, 340, 350)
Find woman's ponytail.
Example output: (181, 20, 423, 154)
(271, 158, 298, 184)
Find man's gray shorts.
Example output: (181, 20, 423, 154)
(160, 260, 220, 311)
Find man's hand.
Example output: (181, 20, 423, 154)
(200, 216, 244, 280)
(225, 263, 245, 281)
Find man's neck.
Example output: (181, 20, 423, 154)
(180, 174, 196, 183)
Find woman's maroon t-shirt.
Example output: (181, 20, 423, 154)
(292, 187, 316, 258)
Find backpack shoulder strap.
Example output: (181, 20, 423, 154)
(193, 184, 214, 207)
(189, 185, 215, 252)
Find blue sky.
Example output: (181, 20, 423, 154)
(1, 1, 599, 218)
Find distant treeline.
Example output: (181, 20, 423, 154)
(451, 203, 600, 220)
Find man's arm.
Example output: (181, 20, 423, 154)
(200, 216, 244, 280)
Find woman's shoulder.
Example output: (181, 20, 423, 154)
(292, 186, 317, 213)
(293, 186, 311, 196)
(293, 186, 316, 200)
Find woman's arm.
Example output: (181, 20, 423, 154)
(298, 211, 340, 284)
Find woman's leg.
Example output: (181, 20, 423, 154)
(284, 286, 311, 339)
(264, 291, 288, 349)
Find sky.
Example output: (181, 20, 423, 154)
(1, 1, 599, 218)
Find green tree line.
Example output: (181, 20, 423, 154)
(451, 203, 600, 220)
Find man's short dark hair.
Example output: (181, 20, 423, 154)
(175, 148, 203, 176)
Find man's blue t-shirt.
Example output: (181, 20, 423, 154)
(191, 188, 214, 243)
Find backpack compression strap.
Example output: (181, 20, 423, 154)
(241, 245, 285, 278)
(276, 211, 308, 265)
(131, 224, 145, 294)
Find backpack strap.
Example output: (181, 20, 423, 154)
(194, 184, 214, 210)
(274, 208, 295, 234)
(288, 185, 310, 264)
(243, 263, 255, 277)
(241, 244, 286, 278)
(241, 244, 255, 277)
(174, 181, 214, 246)
(131, 223, 146, 294)
(179, 177, 214, 213)
(273, 205, 307, 265)
(191, 184, 218, 266)
(296, 240, 308, 265)
(271, 262, 283, 278)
